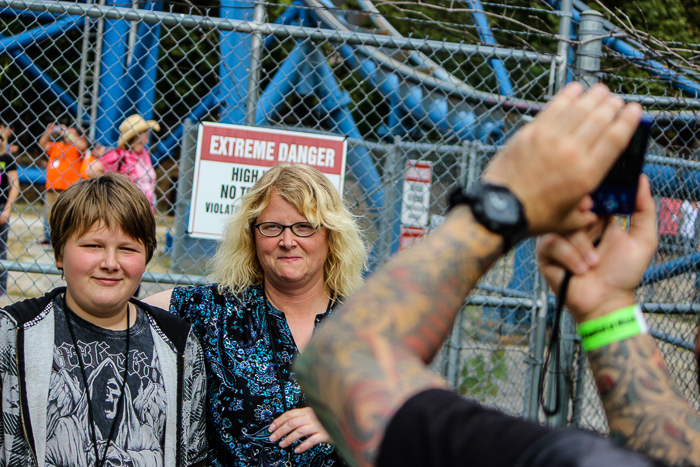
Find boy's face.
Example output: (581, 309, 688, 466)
(56, 222, 146, 326)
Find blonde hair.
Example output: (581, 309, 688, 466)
(209, 163, 367, 300)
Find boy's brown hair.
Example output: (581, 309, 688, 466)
(50, 174, 157, 263)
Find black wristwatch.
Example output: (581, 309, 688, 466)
(448, 181, 529, 251)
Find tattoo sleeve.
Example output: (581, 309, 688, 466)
(295, 207, 504, 467)
(588, 334, 700, 466)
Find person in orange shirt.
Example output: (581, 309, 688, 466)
(39, 123, 89, 244)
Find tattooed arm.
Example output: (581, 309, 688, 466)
(588, 335, 700, 464)
(296, 82, 643, 467)
(539, 177, 700, 465)
(296, 208, 502, 467)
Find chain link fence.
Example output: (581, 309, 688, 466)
(0, 0, 698, 433)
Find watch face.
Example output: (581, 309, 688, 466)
(484, 191, 519, 224)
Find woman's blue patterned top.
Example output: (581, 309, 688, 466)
(169, 283, 346, 467)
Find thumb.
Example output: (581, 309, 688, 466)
(629, 175, 657, 246)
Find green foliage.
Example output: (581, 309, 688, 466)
(459, 349, 508, 402)
(601, 0, 699, 43)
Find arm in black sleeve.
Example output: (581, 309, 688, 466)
(378, 389, 665, 467)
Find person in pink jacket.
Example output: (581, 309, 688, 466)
(89, 115, 160, 210)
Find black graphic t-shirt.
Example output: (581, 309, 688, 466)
(46, 296, 167, 467)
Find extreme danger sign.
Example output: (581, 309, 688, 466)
(188, 122, 347, 239)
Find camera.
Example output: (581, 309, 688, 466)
(591, 117, 653, 216)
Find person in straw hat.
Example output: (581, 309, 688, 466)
(88, 114, 160, 210)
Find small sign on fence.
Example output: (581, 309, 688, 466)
(399, 160, 432, 251)
(188, 123, 347, 239)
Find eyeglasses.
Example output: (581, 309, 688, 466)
(254, 222, 319, 238)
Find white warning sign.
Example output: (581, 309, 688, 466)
(189, 123, 347, 239)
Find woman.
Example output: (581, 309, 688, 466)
(145, 163, 367, 467)
(89, 114, 160, 210)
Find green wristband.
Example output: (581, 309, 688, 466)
(577, 304, 648, 352)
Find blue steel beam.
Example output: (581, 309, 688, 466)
(0, 15, 84, 55)
(338, 44, 497, 142)
(255, 42, 305, 125)
(219, 0, 254, 125)
(463, 0, 514, 97)
(604, 36, 700, 98)
(262, 37, 387, 222)
(0, 33, 80, 117)
(153, 88, 223, 163)
(154, 42, 310, 162)
(96, 0, 130, 146)
(121, 0, 163, 121)
(154, 40, 308, 164)
(263, 2, 301, 50)
(17, 165, 44, 186)
(641, 252, 700, 286)
(155, 37, 386, 229)
(302, 44, 384, 219)
(302, 3, 500, 141)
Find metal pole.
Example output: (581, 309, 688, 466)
(527, 276, 549, 420)
(576, 10, 604, 88)
(571, 337, 587, 426)
(553, 312, 576, 426)
(539, 0, 575, 426)
(447, 144, 481, 386)
(173, 120, 197, 274)
(245, 0, 265, 126)
(569, 10, 604, 427)
(89, 0, 105, 143)
(75, 0, 93, 128)
(446, 311, 463, 387)
(554, 0, 573, 93)
(379, 138, 401, 262)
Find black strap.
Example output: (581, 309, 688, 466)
(539, 236, 602, 416)
(538, 272, 570, 416)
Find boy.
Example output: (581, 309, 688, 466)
(0, 174, 207, 466)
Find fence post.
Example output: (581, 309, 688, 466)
(527, 276, 549, 420)
(552, 312, 576, 426)
(554, 0, 574, 94)
(571, 338, 588, 426)
(539, 0, 576, 427)
(446, 141, 481, 387)
(379, 138, 402, 261)
(245, 0, 265, 126)
(459, 141, 480, 189)
(576, 10, 604, 88)
(172, 120, 197, 274)
(568, 9, 605, 426)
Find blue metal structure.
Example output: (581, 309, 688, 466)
(5, 0, 700, 289)
(96, 0, 130, 146)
